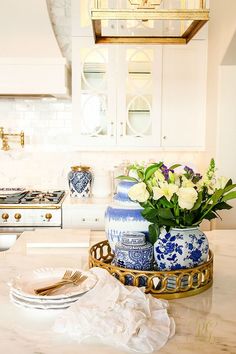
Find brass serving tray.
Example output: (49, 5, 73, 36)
(89, 240, 213, 299)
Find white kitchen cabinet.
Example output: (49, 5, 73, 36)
(72, 37, 116, 146)
(73, 37, 162, 148)
(72, 1, 208, 151)
(161, 40, 208, 149)
(62, 195, 109, 230)
(116, 46, 162, 147)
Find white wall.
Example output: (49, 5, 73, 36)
(205, 0, 236, 166)
(216, 66, 236, 228)
(205, 0, 236, 228)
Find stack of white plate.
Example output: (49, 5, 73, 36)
(9, 267, 97, 310)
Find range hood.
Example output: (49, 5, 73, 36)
(0, 0, 70, 98)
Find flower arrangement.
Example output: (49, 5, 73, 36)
(119, 159, 236, 244)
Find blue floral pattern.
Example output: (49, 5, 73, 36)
(154, 227, 209, 271)
(114, 233, 153, 271)
(68, 169, 92, 198)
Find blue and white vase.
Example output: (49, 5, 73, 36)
(105, 181, 150, 252)
(154, 227, 209, 271)
(68, 166, 93, 198)
(114, 232, 153, 271)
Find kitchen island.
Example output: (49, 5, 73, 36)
(0, 229, 235, 354)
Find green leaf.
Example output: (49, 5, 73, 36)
(222, 191, 236, 202)
(141, 208, 159, 219)
(213, 202, 232, 211)
(211, 189, 224, 203)
(158, 208, 174, 220)
(204, 211, 218, 221)
(225, 179, 232, 188)
(158, 217, 176, 227)
(191, 191, 203, 211)
(144, 163, 163, 181)
(184, 213, 195, 225)
(169, 164, 182, 170)
(223, 183, 236, 194)
(116, 175, 138, 182)
(159, 198, 173, 208)
(141, 207, 155, 216)
(148, 224, 160, 245)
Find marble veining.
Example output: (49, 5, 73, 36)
(0, 229, 235, 353)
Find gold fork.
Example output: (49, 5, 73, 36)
(34, 269, 74, 294)
(40, 274, 88, 296)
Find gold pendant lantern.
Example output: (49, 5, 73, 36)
(91, 0, 209, 45)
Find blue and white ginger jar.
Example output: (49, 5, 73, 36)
(105, 181, 150, 252)
(154, 227, 209, 271)
(114, 232, 153, 271)
(68, 166, 92, 198)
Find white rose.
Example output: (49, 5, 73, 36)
(128, 182, 149, 203)
(215, 176, 229, 190)
(177, 187, 198, 210)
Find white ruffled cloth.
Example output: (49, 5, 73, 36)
(53, 268, 175, 353)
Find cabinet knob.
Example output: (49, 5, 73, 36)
(45, 213, 52, 221)
(120, 122, 124, 137)
(110, 121, 114, 137)
(2, 213, 9, 221)
(82, 218, 86, 222)
(14, 213, 22, 221)
(95, 218, 99, 222)
(163, 136, 167, 140)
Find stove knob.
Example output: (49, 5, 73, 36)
(2, 213, 9, 221)
(45, 213, 52, 221)
(14, 213, 22, 221)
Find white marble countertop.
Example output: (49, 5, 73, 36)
(63, 193, 111, 207)
(0, 229, 235, 354)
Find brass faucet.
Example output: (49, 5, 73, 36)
(0, 127, 24, 151)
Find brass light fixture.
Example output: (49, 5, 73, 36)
(0, 127, 24, 151)
(91, 0, 209, 45)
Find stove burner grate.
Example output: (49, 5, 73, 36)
(0, 190, 65, 205)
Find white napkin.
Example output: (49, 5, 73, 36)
(53, 267, 175, 353)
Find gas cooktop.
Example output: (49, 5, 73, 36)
(0, 190, 65, 205)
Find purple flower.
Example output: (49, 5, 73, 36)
(184, 166, 194, 175)
(160, 165, 174, 181)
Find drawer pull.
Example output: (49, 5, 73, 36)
(14, 213, 21, 221)
(45, 213, 52, 221)
(2, 213, 9, 221)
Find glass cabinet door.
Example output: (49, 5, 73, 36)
(73, 37, 116, 146)
(117, 46, 162, 147)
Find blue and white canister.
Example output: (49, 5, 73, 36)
(105, 181, 150, 252)
(114, 232, 153, 271)
(154, 227, 209, 271)
(68, 166, 93, 198)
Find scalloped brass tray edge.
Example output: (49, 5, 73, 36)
(89, 240, 214, 300)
